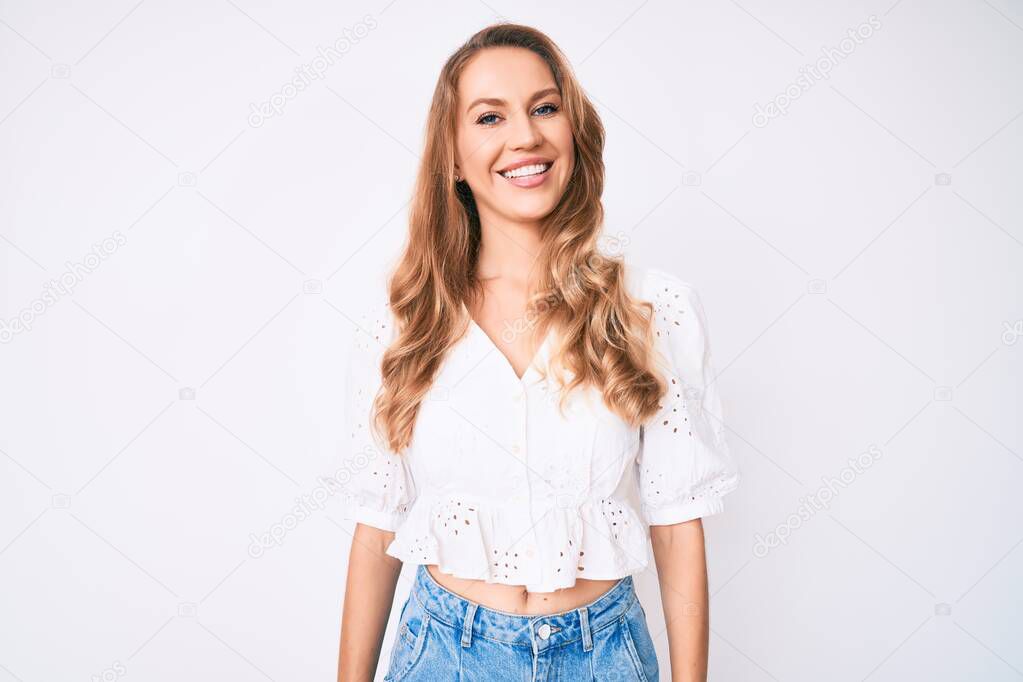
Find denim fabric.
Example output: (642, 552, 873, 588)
(381, 564, 660, 681)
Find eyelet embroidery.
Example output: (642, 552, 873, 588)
(491, 546, 523, 579)
(637, 274, 736, 515)
(344, 450, 411, 516)
(433, 499, 475, 536)
(653, 284, 684, 338)
(600, 497, 631, 541)
(650, 282, 694, 437)
(342, 271, 736, 592)
(404, 533, 439, 562)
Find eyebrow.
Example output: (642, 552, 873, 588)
(465, 87, 561, 114)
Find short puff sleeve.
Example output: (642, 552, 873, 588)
(340, 304, 417, 532)
(635, 269, 740, 525)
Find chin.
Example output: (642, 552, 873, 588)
(500, 190, 567, 220)
(505, 201, 560, 223)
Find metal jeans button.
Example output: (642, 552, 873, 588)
(537, 622, 551, 639)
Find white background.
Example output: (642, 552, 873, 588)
(1, 1, 1021, 680)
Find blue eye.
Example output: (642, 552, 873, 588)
(474, 104, 560, 126)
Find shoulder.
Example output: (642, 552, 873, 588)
(623, 261, 714, 373)
(622, 260, 699, 307)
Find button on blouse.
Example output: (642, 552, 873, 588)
(340, 264, 740, 592)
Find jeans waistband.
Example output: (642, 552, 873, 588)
(410, 564, 636, 651)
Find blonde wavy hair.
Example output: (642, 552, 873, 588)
(373, 23, 667, 453)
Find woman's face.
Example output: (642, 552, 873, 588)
(454, 47, 575, 227)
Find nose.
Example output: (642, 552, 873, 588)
(507, 111, 543, 150)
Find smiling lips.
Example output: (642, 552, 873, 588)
(497, 160, 554, 188)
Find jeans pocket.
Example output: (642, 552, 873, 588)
(383, 598, 431, 682)
(621, 598, 659, 682)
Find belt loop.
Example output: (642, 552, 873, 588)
(578, 606, 593, 652)
(461, 602, 478, 648)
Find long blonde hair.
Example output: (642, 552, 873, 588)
(374, 23, 666, 453)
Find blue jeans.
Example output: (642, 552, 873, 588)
(382, 564, 660, 681)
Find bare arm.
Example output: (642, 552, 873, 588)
(337, 523, 403, 682)
(650, 519, 709, 682)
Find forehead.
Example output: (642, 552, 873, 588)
(457, 47, 558, 103)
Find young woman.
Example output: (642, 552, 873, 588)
(337, 23, 740, 682)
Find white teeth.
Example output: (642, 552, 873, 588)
(500, 163, 551, 179)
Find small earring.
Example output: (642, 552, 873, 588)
(455, 174, 462, 182)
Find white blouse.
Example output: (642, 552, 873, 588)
(340, 264, 740, 592)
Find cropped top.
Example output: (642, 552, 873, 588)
(340, 264, 740, 592)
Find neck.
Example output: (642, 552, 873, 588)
(475, 215, 543, 288)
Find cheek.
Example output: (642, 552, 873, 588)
(455, 131, 483, 170)
(552, 119, 575, 148)
(552, 129, 575, 173)
(459, 131, 501, 174)
(557, 148, 575, 183)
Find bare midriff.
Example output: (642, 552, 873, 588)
(426, 564, 620, 616)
